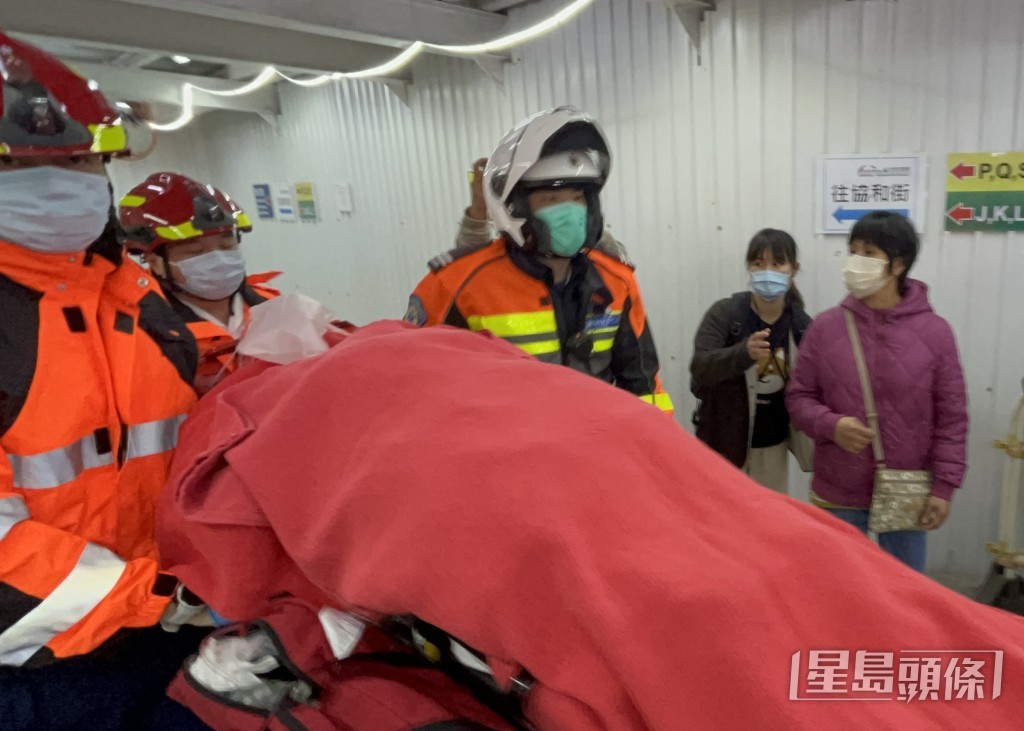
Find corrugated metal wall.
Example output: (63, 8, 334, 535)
(110, 0, 1024, 580)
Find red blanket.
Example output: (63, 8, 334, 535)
(159, 321, 1024, 729)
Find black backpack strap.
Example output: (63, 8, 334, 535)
(724, 292, 751, 348)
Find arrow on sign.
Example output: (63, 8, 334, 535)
(833, 207, 910, 224)
(945, 202, 975, 225)
(950, 162, 977, 180)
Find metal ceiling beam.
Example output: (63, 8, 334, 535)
(0, 0, 413, 74)
(69, 62, 282, 117)
(480, 0, 533, 11)
(111, 0, 508, 48)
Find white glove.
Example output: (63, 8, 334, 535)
(188, 631, 284, 710)
(160, 584, 213, 633)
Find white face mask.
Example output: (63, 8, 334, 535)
(172, 248, 246, 301)
(0, 167, 111, 253)
(842, 254, 891, 299)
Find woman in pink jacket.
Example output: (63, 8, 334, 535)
(786, 212, 968, 571)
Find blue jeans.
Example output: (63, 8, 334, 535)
(826, 508, 927, 573)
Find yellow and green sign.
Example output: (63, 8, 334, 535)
(945, 152, 1024, 231)
(295, 182, 319, 222)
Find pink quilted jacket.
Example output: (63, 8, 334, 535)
(787, 280, 968, 507)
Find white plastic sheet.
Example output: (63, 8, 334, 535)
(236, 293, 339, 365)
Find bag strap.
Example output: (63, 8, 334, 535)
(843, 310, 885, 466)
(723, 294, 749, 348)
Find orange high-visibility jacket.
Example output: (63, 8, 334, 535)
(406, 238, 673, 412)
(0, 240, 197, 667)
(164, 272, 281, 394)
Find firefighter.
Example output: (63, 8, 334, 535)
(0, 31, 206, 728)
(119, 172, 281, 395)
(406, 107, 672, 413)
(449, 156, 634, 267)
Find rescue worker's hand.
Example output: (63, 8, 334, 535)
(468, 158, 488, 221)
(920, 496, 951, 530)
(834, 416, 875, 455)
(745, 329, 771, 361)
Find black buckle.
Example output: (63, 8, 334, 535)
(566, 331, 594, 360)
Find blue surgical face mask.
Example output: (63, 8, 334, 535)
(533, 201, 588, 257)
(750, 270, 791, 302)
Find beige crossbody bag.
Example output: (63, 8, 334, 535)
(844, 311, 931, 533)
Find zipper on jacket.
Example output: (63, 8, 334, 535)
(548, 266, 597, 367)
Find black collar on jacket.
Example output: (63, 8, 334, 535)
(504, 239, 591, 285)
(159, 281, 267, 324)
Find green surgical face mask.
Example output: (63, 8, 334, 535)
(533, 201, 588, 257)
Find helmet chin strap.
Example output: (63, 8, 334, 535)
(510, 192, 554, 257)
(155, 247, 188, 297)
(582, 186, 603, 250)
(527, 219, 555, 257)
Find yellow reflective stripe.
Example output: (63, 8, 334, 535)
(0, 542, 127, 666)
(88, 123, 128, 154)
(587, 310, 621, 353)
(467, 311, 557, 338)
(156, 218, 249, 240)
(640, 393, 675, 412)
(119, 194, 147, 208)
(235, 211, 253, 229)
(155, 221, 204, 241)
(515, 339, 561, 356)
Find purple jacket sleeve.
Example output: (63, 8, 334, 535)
(928, 322, 969, 501)
(786, 319, 843, 444)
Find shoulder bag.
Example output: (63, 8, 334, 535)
(844, 311, 930, 533)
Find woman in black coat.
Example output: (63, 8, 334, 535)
(690, 229, 812, 493)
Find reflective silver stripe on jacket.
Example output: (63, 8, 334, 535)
(0, 495, 29, 541)
(8, 434, 114, 490)
(0, 541, 127, 666)
(126, 414, 187, 460)
(8, 414, 187, 489)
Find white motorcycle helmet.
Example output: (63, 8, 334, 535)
(483, 106, 611, 255)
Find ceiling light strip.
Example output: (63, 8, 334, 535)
(147, 0, 595, 132)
